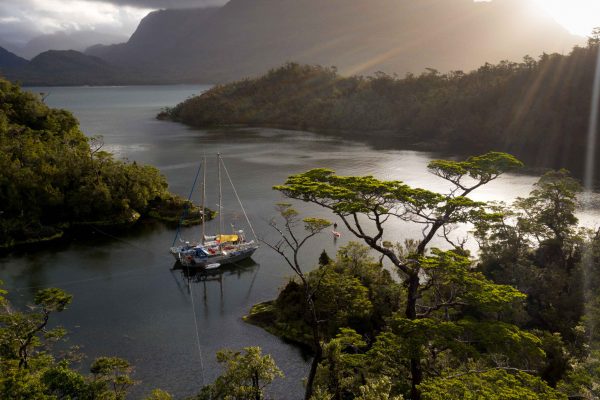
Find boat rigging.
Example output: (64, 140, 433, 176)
(170, 153, 259, 269)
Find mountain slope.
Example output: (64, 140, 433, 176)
(91, 0, 584, 83)
(0, 47, 28, 71)
(1, 50, 161, 86)
(86, 7, 220, 73)
(18, 30, 128, 60)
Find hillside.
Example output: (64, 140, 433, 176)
(89, 0, 583, 83)
(16, 30, 127, 60)
(0, 78, 199, 248)
(86, 7, 220, 74)
(0, 47, 28, 71)
(164, 38, 600, 179)
(0, 49, 167, 86)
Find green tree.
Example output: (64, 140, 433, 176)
(475, 170, 585, 342)
(0, 285, 145, 400)
(0, 78, 192, 248)
(274, 152, 524, 399)
(264, 203, 330, 400)
(418, 368, 565, 400)
(199, 347, 283, 400)
(0, 287, 72, 369)
(90, 357, 136, 400)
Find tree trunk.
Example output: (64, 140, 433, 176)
(253, 371, 261, 400)
(410, 358, 423, 400)
(305, 293, 323, 400)
(406, 273, 422, 400)
(405, 273, 419, 319)
(305, 346, 322, 400)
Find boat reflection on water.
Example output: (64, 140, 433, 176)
(174, 257, 259, 282)
(170, 258, 261, 306)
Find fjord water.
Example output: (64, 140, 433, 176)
(3, 86, 600, 398)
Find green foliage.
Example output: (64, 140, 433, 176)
(314, 328, 368, 399)
(198, 347, 283, 400)
(90, 357, 136, 399)
(0, 286, 144, 400)
(0, 287, 71, 369)
(166, 45, 600, 176)
(513, 169, 581, 242)
(355, 377, 403, 400)
(420, 248, 526, 314)
(557, 350, 600, 399)
(145, 389, 174, 400)
(318, 250, 332, 266)
(254, 242, 403, 347)
(475, 170, 586, 341)
(269, 153, 582, 399)
(0, 78, 185, 248)
(418, 368, 566, 400)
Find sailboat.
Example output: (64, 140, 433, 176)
(169, 154, 259, 269)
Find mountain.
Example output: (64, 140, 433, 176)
(1, 50, 158, 86)
(16, 31, 128, 60)
(87, 7, 219, 73)
(0, 47, 28, 71)
(88, 0, 584, 83)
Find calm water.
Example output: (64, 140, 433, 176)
(3, 85, 600, 399)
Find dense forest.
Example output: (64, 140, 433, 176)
(4, 153, 599, 400)
(241, 155, 600, 400)
(0, 78, 205, 248)
(163, 32, 600, 179)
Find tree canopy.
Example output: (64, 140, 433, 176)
(0, 78, 201, 248)
(164, 39, 600, 178)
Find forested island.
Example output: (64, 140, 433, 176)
(162, 33, 600, 180)
(0, 78, 210, 248)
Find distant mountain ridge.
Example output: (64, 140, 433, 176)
(1, 0, 587, 85)
(0, 47, 28, 70)
(87, 0, 584, 83)
(0, 47, 168, 86)
(16, 31, 128, 60)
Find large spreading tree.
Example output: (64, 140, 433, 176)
(274, 152, 550, 399)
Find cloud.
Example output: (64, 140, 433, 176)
(86, 0, 225, 8)
(0, 0, 224, 47)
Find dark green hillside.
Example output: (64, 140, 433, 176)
(165, 35, 600, 179)
(0, 47, 27, 70)
(0, 78, 201, 248)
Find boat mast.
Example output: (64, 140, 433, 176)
(201, 155, 206, 243)
(217, 153, 223, 245)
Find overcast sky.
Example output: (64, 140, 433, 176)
(0, 0, 225, 46)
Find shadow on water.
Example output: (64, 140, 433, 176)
(170, 258, 261, 306)
(0, 219, 168, 258)
(173, 257, 260, 282)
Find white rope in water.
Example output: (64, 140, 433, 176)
(98, 225, 207, 387)
(7, 224, 208, 388)
(220, 157, 259, 242)
(184, 261, 206, 388)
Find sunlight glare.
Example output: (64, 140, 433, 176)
(533, 0, 600, 37)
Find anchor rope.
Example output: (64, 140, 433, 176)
(184, 259, 206, 388)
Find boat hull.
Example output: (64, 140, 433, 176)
(179, 245, 258, 268)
